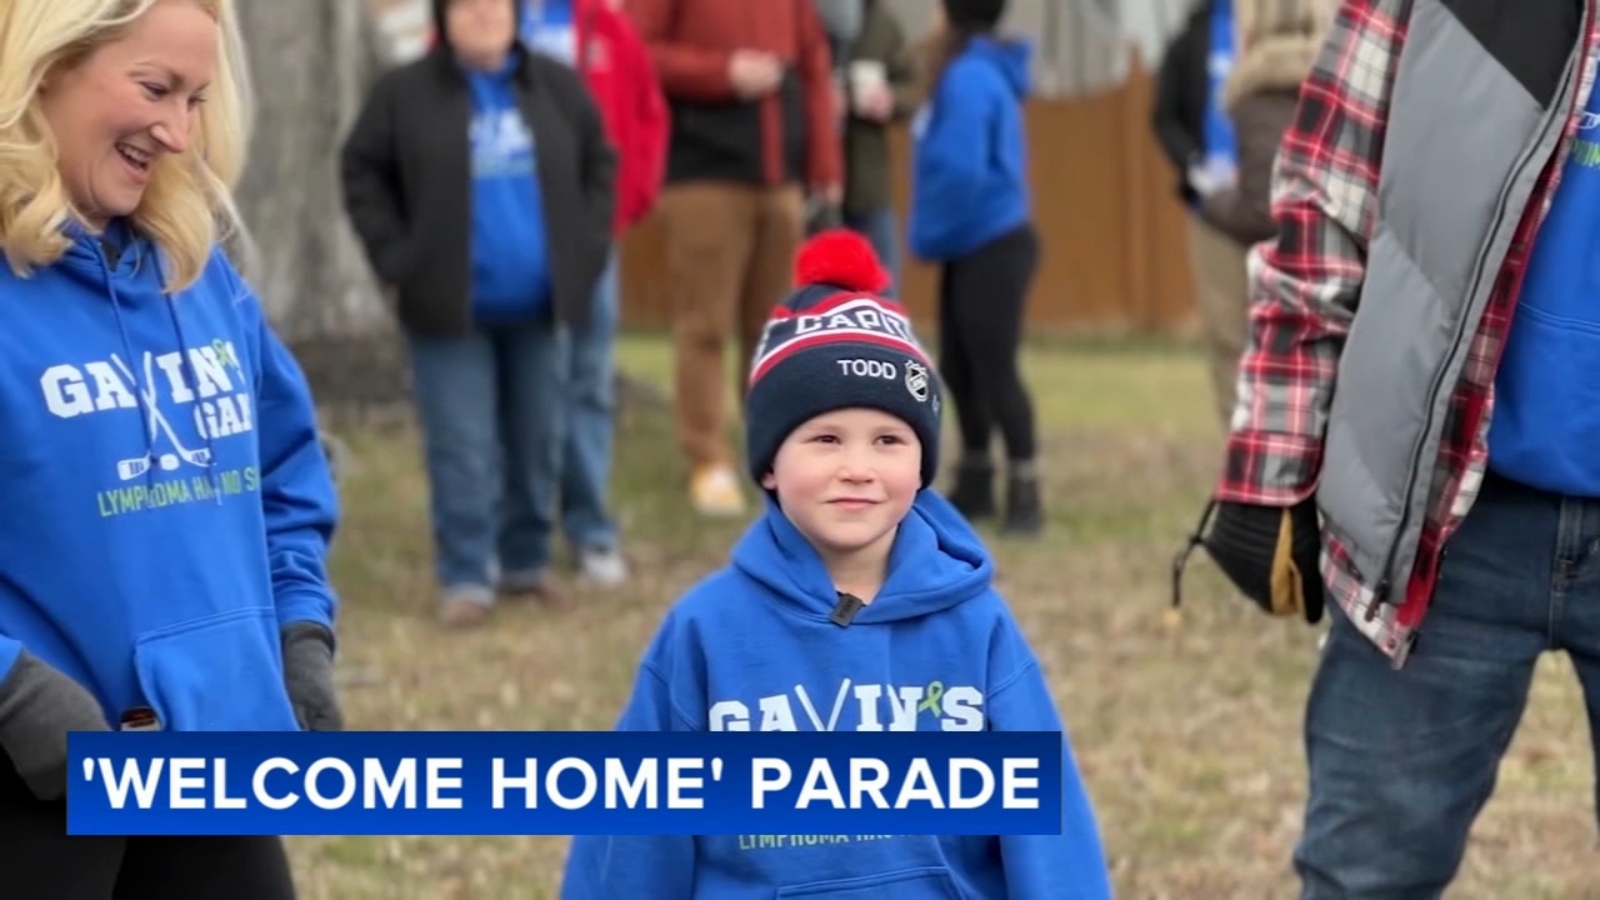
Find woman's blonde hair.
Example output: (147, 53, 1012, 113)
(0, 0, 252, 293)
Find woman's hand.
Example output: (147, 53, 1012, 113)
(282, 622, 344, 732)
(0, 651, 111, 800)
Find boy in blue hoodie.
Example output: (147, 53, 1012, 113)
(560, 230, 1111, 899)
(908, 0, 1044, 538)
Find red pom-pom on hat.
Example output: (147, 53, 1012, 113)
(793, 228, 891, 293)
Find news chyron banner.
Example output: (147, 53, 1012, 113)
(66, 732, 1065, 836)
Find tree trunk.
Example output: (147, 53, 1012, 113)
(233, 0, 409, 412)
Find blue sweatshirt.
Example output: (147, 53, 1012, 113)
(1202, 0, 1238, 173)
(0, 220, 339, 732)
(1488, 82, 1600, 496)
(523, 0, 577, 67)
(908, 36, 1033, 262)
(467, 57, 552, 324)
(561, 490, 1111, 899)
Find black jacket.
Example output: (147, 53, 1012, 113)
(340, 46, 616, 337)
(1152, 0, 1213, 206)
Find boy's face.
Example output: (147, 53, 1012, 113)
(761, 408, 923, 562)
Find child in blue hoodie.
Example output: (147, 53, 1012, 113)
(909, 0, 1045, 539)
(560, 230, 1111, 899)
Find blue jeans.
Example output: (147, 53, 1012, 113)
(559, 252, 619, 551)
(1295, 469, 1600, 897)
(407, 318, 566, 591)
(844, 207, 899, 298)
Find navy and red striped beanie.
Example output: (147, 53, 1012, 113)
(745, 229, 942, 488)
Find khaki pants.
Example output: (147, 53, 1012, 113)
(657, 182, 805, 470)
(1188, 216, 1251, 428)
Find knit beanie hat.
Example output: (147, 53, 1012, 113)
(745, 230, 943, 489)
(942, 0, 1007, 29)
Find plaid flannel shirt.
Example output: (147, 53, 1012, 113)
(1215, 0, 1600, 665)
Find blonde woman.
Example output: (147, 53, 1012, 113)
(0, 0, 339, 893)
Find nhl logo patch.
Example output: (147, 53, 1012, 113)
(904, 360, 931, 403)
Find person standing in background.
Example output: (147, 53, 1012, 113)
(1153, 0, 1247, 429)
(624, 0, 842, 519)
(522, 0, 667, 588)
(341, 0, 616, 628)
(910, 0, 1044, 536)
(1193, 0, 1325, 254)
(833, 0, 923, 296)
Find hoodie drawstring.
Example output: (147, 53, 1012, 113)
(165, 297, 222, 505)
(95, 235, 222, 504)
(97, 243, 159, 492)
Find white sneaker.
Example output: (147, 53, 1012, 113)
(690, 464, 747, 517)
(578, 547, 628, 587)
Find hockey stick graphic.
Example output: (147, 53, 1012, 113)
(110, 354, 213, 472)
(116, 454, 153, 481)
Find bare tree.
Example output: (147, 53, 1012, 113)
(233, 0, 407, 413)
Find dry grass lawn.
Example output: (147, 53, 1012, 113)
(289, 334, 1600, 899)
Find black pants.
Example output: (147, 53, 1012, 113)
(937, 223, 1040, 463)
(0, 757, 296, 900)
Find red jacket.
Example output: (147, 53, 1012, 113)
(625, 0, 841, 189)
(429, 0, 668, 235)
(571, 0, 668, 233)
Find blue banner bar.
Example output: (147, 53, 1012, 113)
(66, 731, 1064, 836)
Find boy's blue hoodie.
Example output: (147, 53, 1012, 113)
(561, 490, 1111, 899)
(908, 36, 1033, 262)
(0, 220, 339, 732)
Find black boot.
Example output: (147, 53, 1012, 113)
(1001, 463, 1043, 536)
(946, 458, 996, 520)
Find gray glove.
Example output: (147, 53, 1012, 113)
(282, 622, 343, 731)
(0, 651, 111, 800)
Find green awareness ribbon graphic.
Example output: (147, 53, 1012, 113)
(212, 339, 239, 371)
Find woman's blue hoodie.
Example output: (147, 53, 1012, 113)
(908, 36, 1034, 262)
(561, 490, 1111, 899)
(0, 220, 339, 732)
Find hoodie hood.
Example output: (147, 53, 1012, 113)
(732, 488, 994, 625)
(965, 35, 1033, 100)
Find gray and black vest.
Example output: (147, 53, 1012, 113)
(1317, 0, 1586, 602)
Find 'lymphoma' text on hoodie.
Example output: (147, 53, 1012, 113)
(560, 490, 1111, 900)
(0, 220, 339, 732)
(908, 36, 1033, 262)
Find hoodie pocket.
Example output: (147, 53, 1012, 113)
(775, 867, 964, 899)
(133, 606, 299, 732)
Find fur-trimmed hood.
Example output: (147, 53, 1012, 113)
(1223, 32, 1322, 111)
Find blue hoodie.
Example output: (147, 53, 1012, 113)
(522, 0, 577, 67)
(908, 37, 1033, 262)
(561, 491, 1111, 900)
(1202, 0, 1238, 176)
(467, 55, 552, 324)
(0, 220, 339, 732)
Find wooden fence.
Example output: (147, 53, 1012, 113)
(617, 56, 1200, 337)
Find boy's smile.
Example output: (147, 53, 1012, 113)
(762, 407, 923, 586)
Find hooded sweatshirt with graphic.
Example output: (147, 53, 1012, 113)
(908, 36, 1033, 262)
(0, 220, 339, 733)
(560, 490, 1111, 900)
